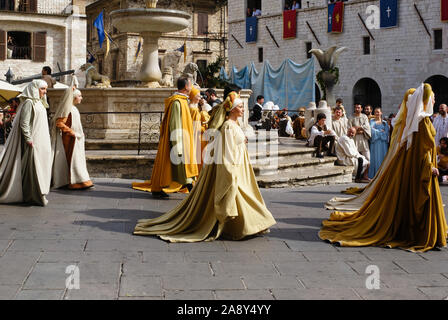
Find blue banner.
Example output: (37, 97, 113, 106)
(246, 17, 258, 43)
(220, 59, 316, 112)
(327, 3, 335, 33)
(380, 0, 398, 28)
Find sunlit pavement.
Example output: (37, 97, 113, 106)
(0, 178, 447, 300)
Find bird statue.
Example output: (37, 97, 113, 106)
(309, 46, 347, 108)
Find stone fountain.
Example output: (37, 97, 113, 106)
(110, 0, 190, 88)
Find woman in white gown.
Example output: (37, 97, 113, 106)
(0, 80, 52, 206)
(51, 76, 93, 189)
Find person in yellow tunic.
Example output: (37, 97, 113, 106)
(320, 84, 448, 252)
(188, 87, 210, 173)
(132, 77, 199, 198)
(134, 93, 276, 242)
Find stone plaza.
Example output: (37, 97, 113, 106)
(0, 178, 447, 300)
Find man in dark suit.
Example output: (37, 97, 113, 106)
(250, 95, 264, 122)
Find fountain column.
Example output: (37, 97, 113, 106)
(139, 32, 162, 88)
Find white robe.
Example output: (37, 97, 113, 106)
(336, 135, 369, 175)
(332, 117, 349, 141)
(0, 99, 52, 204)
(433, 115, 448, 147)
(52, 106, 91, 188)
(349, 114, 371, 160)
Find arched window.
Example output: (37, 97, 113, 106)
(352, 78, 382, 111)
(425, 75, 448, 113)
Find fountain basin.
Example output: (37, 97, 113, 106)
(110, 8, 191, 34)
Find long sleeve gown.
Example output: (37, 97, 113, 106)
(134, 119, 276, 242)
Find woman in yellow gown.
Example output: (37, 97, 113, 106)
(320, 84, 448, 252)
(134, 93, 276, 242)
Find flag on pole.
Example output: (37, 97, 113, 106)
(442, 0, 448, 22)
(283, 9, 297, 39)
(134, 37, 142, 63)
(380, 0, 398, 28)
(93, 11, 105, 48)
(176, 42, 187, 63)
(87, 48, 96, 63)
(246, 16, 258, 43)
(328, 2, 344, 33)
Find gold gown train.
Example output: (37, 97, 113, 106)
(319, 117, 448, 252)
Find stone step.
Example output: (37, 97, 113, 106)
(249, 146, 315, 161)
(86, 139, 157, 151)
(252, 155, 337, 176)
(256, 165, 354, 188)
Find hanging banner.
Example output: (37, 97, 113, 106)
(221, 59, 316, 112)
(283, 9, 297, 39)
(246, 16, 258, 43)
(442, 0, 448, 22)
(380, 0, 398, 28)
(328, 2, 344, 33)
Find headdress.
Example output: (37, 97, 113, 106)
(189, 87, 200, 101)
(18, 79, 49, 109)
(207, 91, 239, 131)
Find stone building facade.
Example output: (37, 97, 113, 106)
(228, 0, 448, 115)
(86, 0, 228, 87)
(0, 0, 93, 86)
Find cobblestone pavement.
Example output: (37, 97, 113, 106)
(0, 178, 447, 300)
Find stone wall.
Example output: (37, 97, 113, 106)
(228, 0, 448, 116)
(47, 88, 253, 141)
(0, 7, 87, 86)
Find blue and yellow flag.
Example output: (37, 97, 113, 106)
(93, 11, 105, 48)
(134, 37, 143, 63)
(176, 41, 187, 63)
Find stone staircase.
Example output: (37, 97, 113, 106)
(248, 132, 353, 188)
(84, 131, 354, 187)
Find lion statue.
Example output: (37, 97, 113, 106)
(182, 62, 199, 86)
(80, 63, 111, 88)
(160, 67, 174, 88)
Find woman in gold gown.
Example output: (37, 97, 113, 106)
(320, 84, 448, 252)
(134, 93, 276, 242)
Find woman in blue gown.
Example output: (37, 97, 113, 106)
(368, 108, 390, 179)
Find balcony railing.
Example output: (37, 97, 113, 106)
(0, 0, 71, 15)
(7, 45, 31, 59)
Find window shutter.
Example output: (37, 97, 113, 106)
(197, 13, 208, 35)
(29, 0, 38, 12)
(0, 30, 6, 61)
(32, 31, 46, 62)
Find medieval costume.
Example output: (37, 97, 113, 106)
(320, 84, 448, 252)
(349, 113, 371, 161)
(0, 80, 52, 206)
(134, 94, 276, 242)
(368, 118, 389, 179)
(132, 91, 198, 195)
(51, 76, 93, 190)
(332, 116, 349, 141)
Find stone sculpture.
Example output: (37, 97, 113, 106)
(80, 63, 112, 88)
(309, 46, 346, 108)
